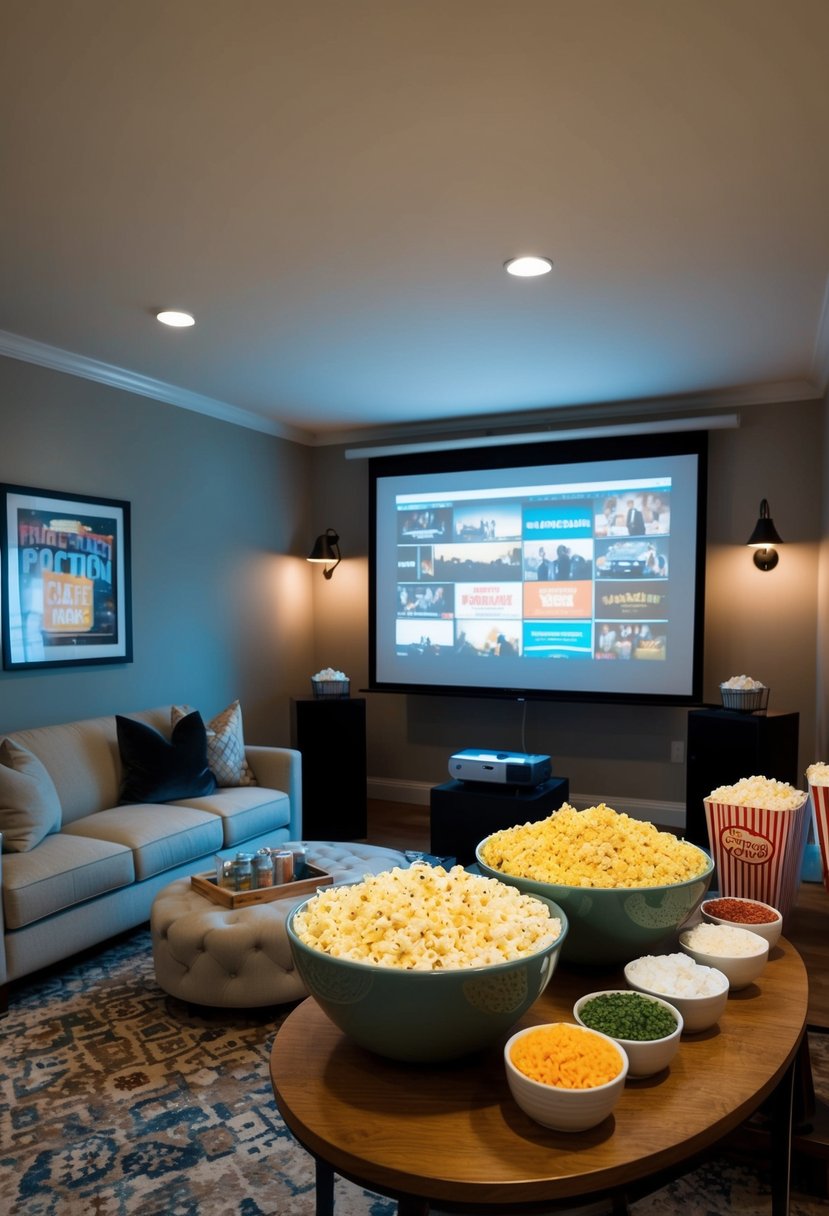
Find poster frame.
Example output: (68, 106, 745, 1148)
(1, 483, 133, 670)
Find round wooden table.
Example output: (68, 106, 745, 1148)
(270, 939, 808, 1215)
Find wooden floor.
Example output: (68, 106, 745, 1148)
(364, 798, 829, 1029)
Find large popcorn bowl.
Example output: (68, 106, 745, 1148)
(285, 870, 568, 1063)
(475, 805, 713, 966)
(703, 777, 810, 922)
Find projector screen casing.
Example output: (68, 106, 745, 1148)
(369, 432, 707, 705)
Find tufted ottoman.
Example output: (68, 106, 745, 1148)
(150, 841, 409, 1008)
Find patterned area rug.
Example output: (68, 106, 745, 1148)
(1, 928, 827, 1215)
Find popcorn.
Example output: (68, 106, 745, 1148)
(707, 775, 806, 810)
(721, 675, 765, 689)
(312, 666, 348, 681)
(704, 775, 810, 918)
(479, 804, 708, 889)
(806, 762, 829, 786)
(292, 864, 562, 970)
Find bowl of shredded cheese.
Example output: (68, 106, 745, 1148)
(475, 804, 713, 965)
(286, 863, 568, 1062)
(504, 1022, 629, 1131)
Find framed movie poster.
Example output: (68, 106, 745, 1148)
(1, 484, 132, 670)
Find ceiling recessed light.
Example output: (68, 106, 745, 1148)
(156, 310, 195, 327)
(504, 256, 553, 278)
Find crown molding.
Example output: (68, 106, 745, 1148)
(0, 329, 309, 444)
(1, 327, 823, 448)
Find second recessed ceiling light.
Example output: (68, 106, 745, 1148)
(156, 310, 195, 327)
(504, 256, 553, 278)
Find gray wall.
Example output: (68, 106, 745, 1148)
(0, 357, 314, 745)
(2, 356, 826, 813)
(312, 401, 827, 805)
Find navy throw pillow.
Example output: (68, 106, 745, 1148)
(116, 710, 217, 804)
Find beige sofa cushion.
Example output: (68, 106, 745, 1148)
(63, 803, 224, 881)
(2, 834, 135, 928)
(7, 707, 171, 826)
(0, 738, 62, 852)
(173, 787, 291, 848)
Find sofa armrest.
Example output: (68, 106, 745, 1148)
(0, 833, 6, 988)
(245, 746, 302, 837)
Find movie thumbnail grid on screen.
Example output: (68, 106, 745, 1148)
(393, 488, 670, 662)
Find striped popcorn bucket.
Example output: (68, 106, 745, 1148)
(808, 781, 829, 893)
(703, 792, 811, 922)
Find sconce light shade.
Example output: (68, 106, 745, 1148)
(307, 527, 341, 579)
(747, 499, 783, 571)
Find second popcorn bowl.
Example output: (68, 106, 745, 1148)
(475, 806, 713, 965)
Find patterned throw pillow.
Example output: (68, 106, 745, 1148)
(171, 701, 257, 788)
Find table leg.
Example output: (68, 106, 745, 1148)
(396, 1199, 430, 1216)
(312, 1160, 429, 1216)
(769, 1051, 797, 1216)
(315, 1158, 334, 1216)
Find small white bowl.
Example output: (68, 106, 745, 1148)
(679, 924, 769, 991)
(504, 1023, 629, 1131)
(573, 990, 683, 1078)
(700, 898, 783, 948)
(624, 956, 729, 1033)
(571, 992, 680, 1079)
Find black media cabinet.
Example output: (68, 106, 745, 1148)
(430, 776, 569, 865)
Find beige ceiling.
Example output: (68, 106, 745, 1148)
(3, 0, 829, 445)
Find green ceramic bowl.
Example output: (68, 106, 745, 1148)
(475, 840, 713, 966)
(286, 890, 568, 1063)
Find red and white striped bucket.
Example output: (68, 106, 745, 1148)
(703, 793, 811, 921)
(808, 781, 829, 893)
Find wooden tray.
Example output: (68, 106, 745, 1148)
(190, 864, 333, 908)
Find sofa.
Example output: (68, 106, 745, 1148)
(0, 704, 302, 1012)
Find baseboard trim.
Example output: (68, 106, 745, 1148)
(368, 777, 432, 805)
(367, 777, 686, 831)
(569, 792, 686, 831)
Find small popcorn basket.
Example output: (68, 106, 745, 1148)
(808, 781, 829, 893)
(310, 677, 350, 699)
(703, 791, 811, 922)
(719, 684, 770, 713)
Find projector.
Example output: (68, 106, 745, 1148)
(449, 749, 552, 787)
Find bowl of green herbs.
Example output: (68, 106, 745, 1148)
(573, 989, 683, 1078)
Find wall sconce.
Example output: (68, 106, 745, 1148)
(307, 528, 341, 579)
(747, 499, 783, 571)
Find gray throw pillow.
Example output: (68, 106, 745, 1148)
(0, 738, 63, 853)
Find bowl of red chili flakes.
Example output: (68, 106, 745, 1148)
(701, 896, 782, 948)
